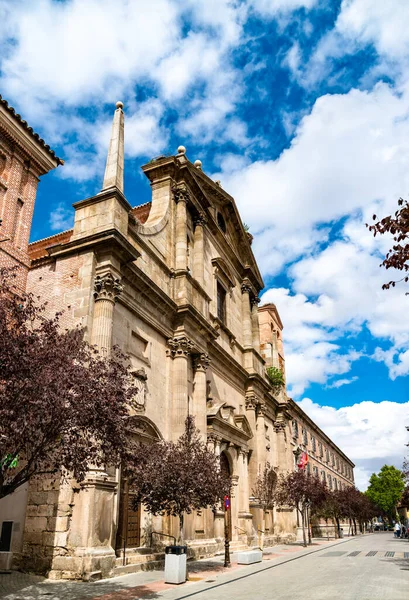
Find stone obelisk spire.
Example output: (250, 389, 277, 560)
(101, 101, 124, 193)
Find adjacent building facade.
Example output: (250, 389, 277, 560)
(0, 100, 354, 580)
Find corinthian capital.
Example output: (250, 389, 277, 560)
(193, 211, 208, 227)
(245, 392, 259, 411)
(273, 420, 286, 433)
(166, 335, 194, 358)
(172, 184, 190, 204)
(93, 273, 123, 303)
(192, 353, 211, 372)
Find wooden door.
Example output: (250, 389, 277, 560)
(116, 479, 141, 552)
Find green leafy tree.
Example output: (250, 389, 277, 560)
(365, 465, 405, 522)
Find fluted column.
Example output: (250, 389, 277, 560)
(193, 212, 206, 286)
(167, 336, 193, 439)
(192, 353, 210, 436)
(173, 186, 189, 271)
(241, 283, 253, 348)
(251, 296, 261, 353)
(92, 273, 123, 354)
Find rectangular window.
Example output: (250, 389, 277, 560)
(217, 282, 226, 324)
(311, 436, 316, 452)
(319, 442, 323, 458)
(292, 420, 299, 439)
(302, 428, 308, 446)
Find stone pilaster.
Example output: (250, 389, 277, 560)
(245, 392, 259, 487)
(167, 335, 193, 439)
(256, 401, 267, 467)
(193, 212, 207, 286)
(192, 353, 210, 436)
(241, 283, 253, 348)
(173, 186, 189, 272)
(251, 296, 261, 353)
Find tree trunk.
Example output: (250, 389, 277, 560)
(335, 517, 340, 538)
(300, 507, 307, 548)
(179, 513, 184, 544)
(307, 507, 312, 545)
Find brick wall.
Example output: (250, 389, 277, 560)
(0, 131, 40, 290)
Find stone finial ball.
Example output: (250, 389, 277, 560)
(194, 159, 202, 169)
(116, 101, 124, 109)
(177, 145, 186, 154)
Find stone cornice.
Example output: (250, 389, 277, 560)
(46, 227, 141, 265)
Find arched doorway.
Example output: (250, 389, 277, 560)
(220, 452, 232, 541)
(115, 417, 162, 554)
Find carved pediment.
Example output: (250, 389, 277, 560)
(207, 401, 253, 446)
(211, 257, 236, 289)
(126, 416, 163, 442)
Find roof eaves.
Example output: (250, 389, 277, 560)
(0, 95, 64, 165)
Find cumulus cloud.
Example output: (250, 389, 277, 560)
(49, 203, 74, 232)
(219, 80, 409, 392)
(298, 398, 409, 490)
(0, 0, 249, 181)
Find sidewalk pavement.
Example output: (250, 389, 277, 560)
(0, 535, 369, 600)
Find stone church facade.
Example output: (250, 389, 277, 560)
(0, 99, 355, 580)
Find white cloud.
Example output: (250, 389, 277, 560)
(297, 398, 409, 490)
(250, 0, 318, 16)
(1, 0, 179, 110)
(49, 203, 74, 232)
(336, 0, 409, 62)
(0, 0, 249, 181)
(327, 376, 358, 389)
(219, 81, 409, 392)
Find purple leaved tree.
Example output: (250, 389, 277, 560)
(126, 416, 231, 545)
(0, 267, 138, 498)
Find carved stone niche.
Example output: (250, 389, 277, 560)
(131, 367, 148, 412)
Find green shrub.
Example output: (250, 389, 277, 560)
(266, 366, 285, 388)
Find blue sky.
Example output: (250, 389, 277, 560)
(1, 0, 409, 488)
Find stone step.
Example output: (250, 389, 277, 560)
(114, 559, 165, 577)
(115, 552, 164, 567)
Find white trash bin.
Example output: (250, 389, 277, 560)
(164, 545, 187, 584)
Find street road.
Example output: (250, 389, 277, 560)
(163, 532, 409, 600)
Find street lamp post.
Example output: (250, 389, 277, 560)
(224, 495, 231, 567)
